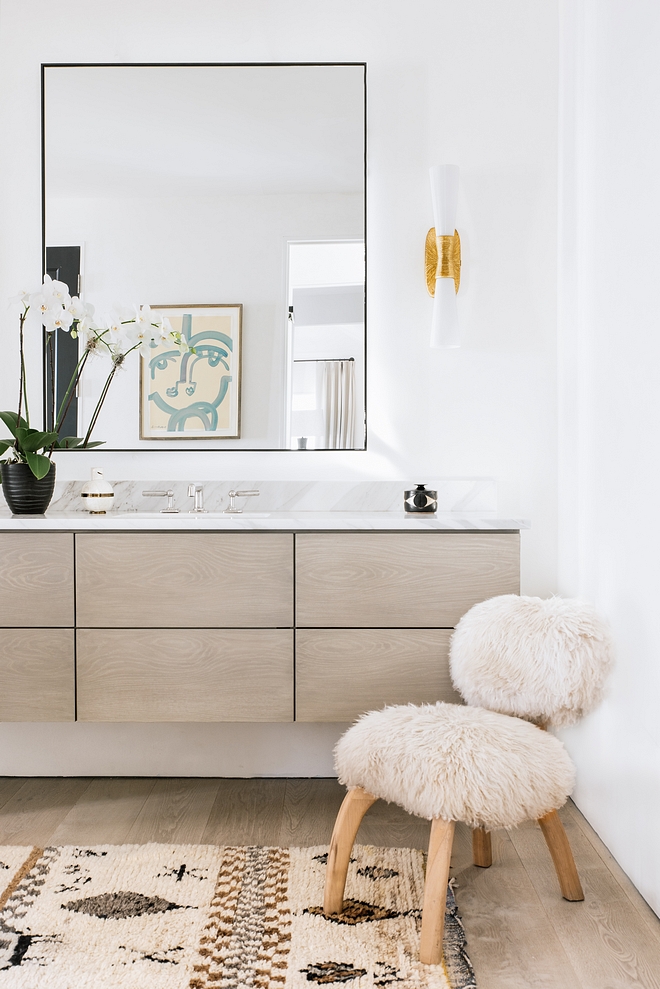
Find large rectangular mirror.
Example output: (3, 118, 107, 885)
(42, 63, 366, 451)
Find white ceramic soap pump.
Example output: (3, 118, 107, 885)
(81, 468, 114, 514)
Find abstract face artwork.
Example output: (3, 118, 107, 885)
(140, 305, 242, 439)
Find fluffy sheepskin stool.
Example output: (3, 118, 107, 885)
(324, 597, 613, 966)
(325, 703, 578, 965)
(449, 595, 614, 872)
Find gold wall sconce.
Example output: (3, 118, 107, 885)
(427, 164, 461, 348)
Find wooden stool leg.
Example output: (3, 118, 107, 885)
(419, 818, 455, 965)
(472, 826, 492, 867)
(323, 786, 378, 915)
(538, 809, 584, 901)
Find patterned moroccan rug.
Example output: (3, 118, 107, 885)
(0, 843, 475, 988)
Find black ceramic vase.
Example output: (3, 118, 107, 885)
(1, 461, 57, 515)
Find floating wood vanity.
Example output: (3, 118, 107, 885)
(0, 518, 521, 724)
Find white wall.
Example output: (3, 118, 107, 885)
(558, 0, 660, 913)
(0, 0, 560, 774)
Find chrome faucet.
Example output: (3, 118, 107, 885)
(187, 483, 207, 513)
(224, 489, 260, 514)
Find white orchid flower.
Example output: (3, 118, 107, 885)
(112, 304, 134, 323)
(124, 317, 157, 358)
(133, 304, 153, 328)
(99, 314, 126, 347)
(30, 290, 61, 323)
(9, 289, 31, 307)
(67, 298, 95, 340)
(68, 296, 89, 320)
(42, 273, 71, 307)
(43, 307, 75, 334)
(78, 303, 98, 335)
(152, 314, 174, 344)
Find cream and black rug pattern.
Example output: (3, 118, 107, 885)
(0, 843, 475, 988)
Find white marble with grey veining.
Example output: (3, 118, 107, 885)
(0, 510, 528, 531)
(40, 477, 498, 515)
(0, 475, 528, 529)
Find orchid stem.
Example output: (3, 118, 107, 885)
(81, 342, 141, 446)
(82, 365, 116, 447)
(54, 347, 90, 434)
(18, 309, 30, 427)
(49, 332, 55, 430)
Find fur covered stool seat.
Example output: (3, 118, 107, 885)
(324, 702, 577, 965)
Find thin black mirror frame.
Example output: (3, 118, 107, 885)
(40, 61, 367, 453)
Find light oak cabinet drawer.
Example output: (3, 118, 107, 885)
(0, 533, 74, 627)
(296, 532, 520, 628)
(76, 533, 293, 628)
(76, 628, 294, 722)
(296, 628, 460, 722)
(0, 629, 75, 721)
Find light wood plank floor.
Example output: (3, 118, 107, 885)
(0, 777, 658, 989)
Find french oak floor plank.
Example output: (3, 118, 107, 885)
(279, 777, 345, 846)
(565, 799, 660, 934)
(48, 777, 157, 845)
(0, 777, 29, 812)
(508, 807, 660, 989)
(355, 797, 432, 850)
(201, 778, 287, 846)
(0, 777, 91, 845)
(452, 826, 583, 989)
(126, 778, 220, 845)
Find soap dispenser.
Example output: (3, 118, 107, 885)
(404, 483, 438, 513)
(81, 468, 115, 514)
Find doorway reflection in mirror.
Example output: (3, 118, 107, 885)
(288, 241, 365, 450)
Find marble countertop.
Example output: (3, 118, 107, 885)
(0, 510, 529, 531)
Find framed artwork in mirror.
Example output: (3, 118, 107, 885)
(140, 304, 242, 440)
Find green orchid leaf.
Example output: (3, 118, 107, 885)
(15, 428, 59, 453)
(25, 452, 53, 479)
(54, 436, 83, 449)
(0, 440, 15, 456)
(0, 411, 27, 438)
(54, 437, 105, 450)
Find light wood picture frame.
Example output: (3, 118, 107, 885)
(140, 304, 242, 439)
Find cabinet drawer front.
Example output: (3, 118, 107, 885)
(0, 629, 74, 721)
(296, 532, 519, 627)
(0, 533, 74, 627)
(77, 628, 293, 722)
(296, 628, 460, 722)
(76, 533, 293, 627)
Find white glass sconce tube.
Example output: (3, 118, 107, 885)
(428, 164, 460, 348)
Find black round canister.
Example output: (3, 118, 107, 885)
(404, 483, 438, 513)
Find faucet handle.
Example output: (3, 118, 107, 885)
(143, 489, 179, 513)
(224, 488, 260, 514)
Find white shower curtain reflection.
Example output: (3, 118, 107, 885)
(323, 359, 355, 449)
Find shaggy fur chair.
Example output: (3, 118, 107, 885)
(323, 595, 614, 966)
